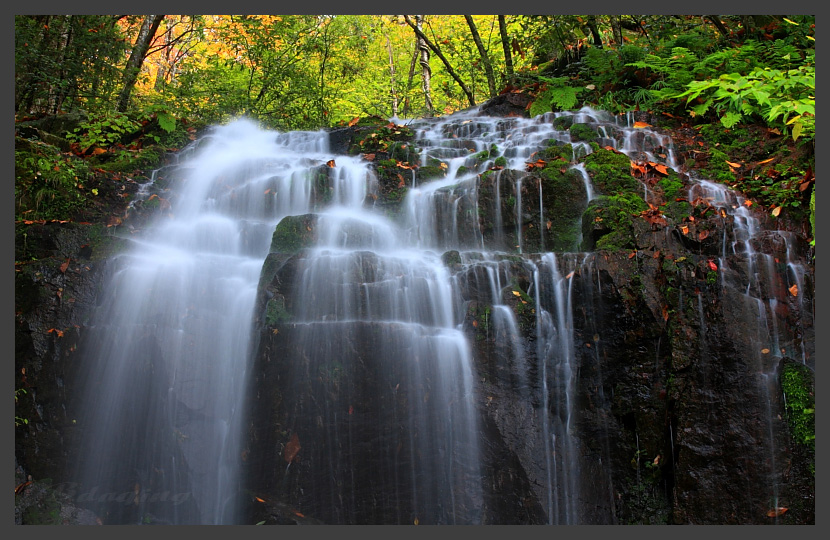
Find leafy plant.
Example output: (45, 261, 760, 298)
(67, 111, 140, 152)
(15, 149, 91, 220)
(529, 77, 583, 116)
(674, 51, 814, 141)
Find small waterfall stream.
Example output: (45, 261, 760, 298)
(71, 107, 811, 524)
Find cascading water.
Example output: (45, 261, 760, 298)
(70, 105, 812, 525)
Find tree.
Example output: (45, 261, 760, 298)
(403, 15, 476, 108)
(498, 15, 516, 86)
(116, 15, 164, 112)
(464, 15, 497, 97)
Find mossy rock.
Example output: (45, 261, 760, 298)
(569, 122, 599, 143)
(540, 141, 574, 163)
(539, 165, 589, 251)
(441, 250, 462, 267)
(582, 148, 640, 194)
(553, 115, 574, 130)
(270, 214, 318, 253)
(264, 295, 292, 325)
(417, 165, 446, 181)
(581, 193, 648, 251)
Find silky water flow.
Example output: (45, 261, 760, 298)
(71, 108, 810, 524)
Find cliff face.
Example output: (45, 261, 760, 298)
(15, 107, 814, 525)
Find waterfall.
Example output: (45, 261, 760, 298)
(70, 106, 811, 525)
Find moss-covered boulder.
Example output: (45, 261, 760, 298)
(538, 164, 590, 252)
(582, 148, 640, 195)
(270, 214, 318, 253)
(569, 122, 599, 143)
(581, 193, 648, 251)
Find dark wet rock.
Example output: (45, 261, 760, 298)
(479, 92, 532, 118)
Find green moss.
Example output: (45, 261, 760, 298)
(417, 165, 446, 181)
(781, 362, 815, 451)
(494, 156, 507, 168)
(699, 148, 735, 183)
(264, 295, 291, 325)
(569, 122, 598, 142)
(540, 165, 589, 251)
(541, 141, 574, 162)
(270, 214, 317, 253)
(582, 148, 640, 194)
(582, 193, 648, 251)
(441, 250, 462, 267)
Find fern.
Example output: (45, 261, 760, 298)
(530, 77, 583, 116)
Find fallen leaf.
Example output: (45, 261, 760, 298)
(771, 206, 781, 217)
(628, 251, 637, 259)
(662, 305, 669, 321)
(326, 159, 336, 168)
(725, 160, 742, 168)
(347, 117, 359, 127)
(565, 271, 575, 279)
(59, 259, 70, 273)
(512, 290, 522, 297)
(789, 284, 798, 296)
(294, 511, 305, 518)
(680, 225, 689, 235)
(264, 189, 271, 195)
(761, 348, 770, 354)
(546, 220, 552, 230)
(743, 199, 753, 208)
(653, 164, 669, 175)
(698, 230, 710, 241)
(284, 432, 301, 463)
(633, 121, 652, 128)
(363, 153, 376, 161)
(708, 260, 718, 271)
(758, 157, 774, 164)
(767, 507, 788, 518)
(255, 497, 266, 503)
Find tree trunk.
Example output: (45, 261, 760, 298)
(413, 15, 433, 116)
(386, 35, 399, 117)
(402, 45, 419, 118)
(586, 15, 603, 49)
(403, 14, 476, 109)
(464, 15, 497, 97)
(116, 15, 164, 112)
(609, 15, 623, 47)
(498, 15, 515, 87)
(705, 15, 730, 37)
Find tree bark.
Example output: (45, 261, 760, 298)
(464, 15, 497, 98)
(586, 15, 603, 49)
(386, 35, 399, 117)
(402, 45, 419, 118)
(413, 15, 433, 116)
(116, 15, 164, 112)
(705, 15, 730, 37)
(403, 14, 476, 108)
(609, 15, 623, 47)
(498, 15, 515, 87)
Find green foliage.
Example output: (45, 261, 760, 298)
(674, 50, 814, 141)
(530, 77, 582, 116)
(67, 112, 140, 151)
(15, 388, 28, 427)
(781, 362, 815, 451)
(582, 148, 639, 194)
(15, 147, 91, 220)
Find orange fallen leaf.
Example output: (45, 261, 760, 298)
(708, 260, 718, 271)
(680, 225, 689, 235)
(512, 290, 522, 297)
(698, 230, 710, 241)
(628, 251, 637, 259)
(789, 284, 798, 296)
(761, 348, 770, 354)
(59, 259, 70, 273)
(546, 220, 552, 230)
(284, 432, 301, 463)
(654, 164, 669, 175)
(347, 117, 359, 127)
(771, 206, 781, 217)
(294, 511, 305, 518)
(363, 153, 376, 161)
(662, 305, 669, 321)
(91, 147, 107, 155)
(758, 157, 774, 164)
(565, 271, 575, 279)
(326, 159, 336, 168)
(633, 121, 652, 128)
(743, 199, 753, 208)
(255, 497, 266, 503)
(725, 160, 741, 168)
(767, 507, 788, 518)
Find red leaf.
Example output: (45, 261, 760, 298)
(284, 432, 301, 463)
(708, 260, 718, 271)
(363, 153, 376, 161)
(767, 507, 788, 518)
(59, 259, 70, 273)
(347, 117, 359, 127)
(654, 164, 669, 175)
